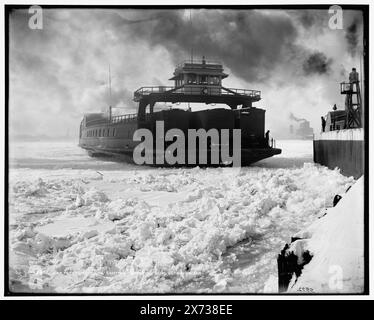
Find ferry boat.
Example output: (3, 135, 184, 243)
(79, 57, 281, 165)
(313, 68, 364, 178)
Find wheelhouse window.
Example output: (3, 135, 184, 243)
(200, 75, 208, 84)
(210, 76, 220, 85)
(186, 74, 197, 84)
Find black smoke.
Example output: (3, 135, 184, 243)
(123, 10, 332, 83)
(345, 15, 362, 57)
(302, 52, 332, 75)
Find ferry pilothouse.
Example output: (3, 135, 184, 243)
(79, 57, 281, 165)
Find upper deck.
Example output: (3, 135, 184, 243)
(134, 58, 261, 105)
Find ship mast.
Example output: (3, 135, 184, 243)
(189, 9, 193, 63)
(108, 63, 112, 121)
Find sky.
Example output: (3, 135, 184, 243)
(9, 8, 364, 139)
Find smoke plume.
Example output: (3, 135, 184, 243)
(345, 15, 363, 57)
(302, 52, 332, 75)
(125, 10, 333, 83)
(289, 112, 306, 122)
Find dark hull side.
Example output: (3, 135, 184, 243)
(79, 109, 281, 166)
(79, 143, 281, 166)
(313, 129, 364, 179)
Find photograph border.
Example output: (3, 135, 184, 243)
(3, 3, 370, 296)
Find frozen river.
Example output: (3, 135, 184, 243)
(8, 140, 354, 293)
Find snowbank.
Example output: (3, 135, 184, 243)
(9, 162, 355, 293)
(287, 176, 364, 293)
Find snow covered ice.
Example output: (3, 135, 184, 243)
(8, 140, 359, 293)
(287, 176, 364, 293)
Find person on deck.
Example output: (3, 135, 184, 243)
(349, 68, 359, 83)
(321, 116, 326, 132)
(348, 68, 359, 92)
(265, 130, 270, 147)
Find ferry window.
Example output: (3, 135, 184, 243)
(210, 76, 220, 85)
(200, 75, 207, 84)
(187, 74, 197, 84)
(113, 128, 116, 137)
(99, 129, 101, 137)
(336, 125, 340, 130)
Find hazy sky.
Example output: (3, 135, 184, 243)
(9, 8, 364, 138)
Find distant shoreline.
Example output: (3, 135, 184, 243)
(9, 136, 77, 142)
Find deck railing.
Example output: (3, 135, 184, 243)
(111, 113, 138, 123)
(225, 88, 261, 98)
(85, 113, 138, 127)
(133, 86, 261, 101)
(340, 81, 360, 94)
(176, 60, 223, 69)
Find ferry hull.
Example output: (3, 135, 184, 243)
(79, 143, 281, 166)
(313, 129, 364, 179)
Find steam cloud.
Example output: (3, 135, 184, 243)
(8, 8, 364, 138)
